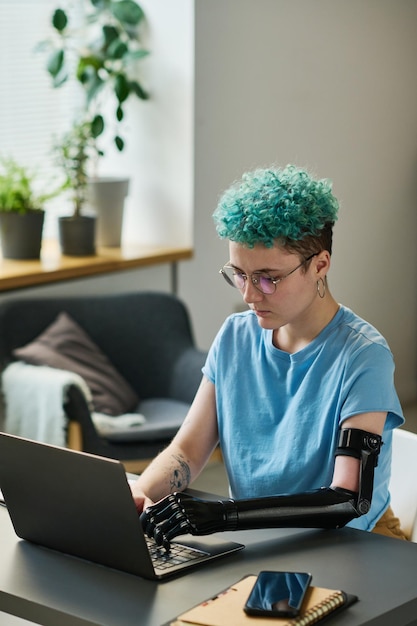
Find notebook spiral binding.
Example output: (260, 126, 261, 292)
(289, 590, 345, 626)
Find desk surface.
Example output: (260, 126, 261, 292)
(1, 505, 417, 626)
(0, 241, 193, 291)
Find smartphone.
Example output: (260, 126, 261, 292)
(244, 570, 312, 618)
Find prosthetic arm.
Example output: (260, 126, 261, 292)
(140, 428, 382, 550)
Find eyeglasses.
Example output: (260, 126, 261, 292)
(219, 254, 317, 295)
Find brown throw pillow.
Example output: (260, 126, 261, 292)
(13, 312, 139, 416)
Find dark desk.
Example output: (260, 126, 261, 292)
(0, 504, 417, 626)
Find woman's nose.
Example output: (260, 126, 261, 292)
(242, 277, 263, 303)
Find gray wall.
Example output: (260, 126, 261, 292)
(2, 1, 417, 407)
(182, 0, 417, 405)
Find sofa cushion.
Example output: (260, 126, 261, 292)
(13, 311, 139, 416)
(99, 398, 189, 441)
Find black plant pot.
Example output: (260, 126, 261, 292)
(59, 215, 96, 256)
(0, 210, 45, 260)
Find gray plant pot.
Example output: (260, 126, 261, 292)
(87, 177, 129, 247)
(59, 215, 96, 257)
(0, 210, 45, 260)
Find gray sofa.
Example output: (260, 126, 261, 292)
(0, 291, 207, 472)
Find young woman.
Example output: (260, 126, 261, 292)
(132, 165, 406, 546)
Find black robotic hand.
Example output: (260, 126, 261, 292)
(140, 493, 234, 550)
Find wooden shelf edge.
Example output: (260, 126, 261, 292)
(0, 242, 193, 292)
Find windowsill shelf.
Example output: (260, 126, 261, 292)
(0, 240, 193, 292)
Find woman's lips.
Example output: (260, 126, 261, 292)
(253, 309, 271, 318)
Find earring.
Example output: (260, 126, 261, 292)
(317, 278, 326, 299)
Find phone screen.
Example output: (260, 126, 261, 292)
(244, 570, 312, 618)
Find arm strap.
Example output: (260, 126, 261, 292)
(335, 428, 382, 515)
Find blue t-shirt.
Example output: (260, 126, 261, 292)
(202, 305, 404, 531)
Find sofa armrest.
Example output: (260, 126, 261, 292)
(169, 347, 208, 404)
(64, 385, 103, 452)
(67, 421, 83, 451)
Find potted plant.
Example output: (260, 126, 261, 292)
(0, 158, 59, 260)
(42, 0, 150, 251)
(55, 119, 101, 256)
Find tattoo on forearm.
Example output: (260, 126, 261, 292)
(169, 454, 191, 492)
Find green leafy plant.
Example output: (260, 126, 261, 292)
(55, 120, 102, 218)
(0, 157, 60, 214)
(43, 0, 150, 154)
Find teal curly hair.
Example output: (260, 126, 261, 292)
(213, 165, 339, 248)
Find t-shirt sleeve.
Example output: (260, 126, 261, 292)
(340, 342, 404, 429)
(202, 322, 224, 384)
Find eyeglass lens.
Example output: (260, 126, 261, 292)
(221, 267, 276, 294)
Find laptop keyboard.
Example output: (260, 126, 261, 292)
(146, 537, 210, 571)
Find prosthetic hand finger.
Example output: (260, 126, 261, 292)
(153, 511, 193, 550)
(140, 494, 195, 550)
(140, 494, 180, 539)
(140, 492, 231, 551)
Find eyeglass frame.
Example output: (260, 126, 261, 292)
(219, 253, 318, 295)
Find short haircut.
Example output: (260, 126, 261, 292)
(213, 165, 339, 253)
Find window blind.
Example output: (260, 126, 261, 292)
(0, 0, 82, 235)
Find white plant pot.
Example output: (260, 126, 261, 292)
(87, 177, 130, 247)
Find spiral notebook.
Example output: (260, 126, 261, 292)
(167, 575, 358, 626)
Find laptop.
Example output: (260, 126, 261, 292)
(0, 432, 244, 580)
